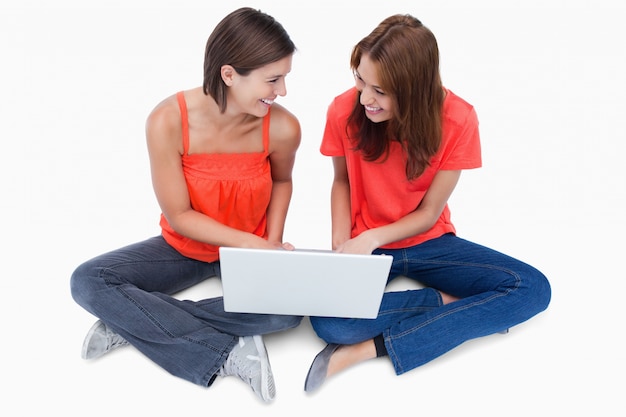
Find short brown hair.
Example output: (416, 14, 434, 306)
(203, 7, 296, 112)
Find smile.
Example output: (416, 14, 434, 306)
(365, 105, 382, 113)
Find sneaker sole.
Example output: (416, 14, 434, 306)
(81, 320, 105, 360)
(252, 335, 274, 401)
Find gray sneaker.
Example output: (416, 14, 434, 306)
(219, 335, 276, 402)
(81, 320, 129, 360)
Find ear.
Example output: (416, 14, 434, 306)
(221, 65, 235, 86)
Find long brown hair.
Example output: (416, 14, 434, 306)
(202, 7, 296, 113)
(348, 14, 443, 180)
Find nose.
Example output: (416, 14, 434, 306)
(360, 87, 373, 105)
(275, 79, 287, 97)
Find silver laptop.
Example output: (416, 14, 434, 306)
(219, 247, 393, 319)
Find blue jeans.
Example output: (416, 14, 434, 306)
(309, 233, 551, 375)
(70, 236, 302, 387)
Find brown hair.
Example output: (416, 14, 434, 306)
(202, 7, 296, 112)
(348, 14, 443, 180)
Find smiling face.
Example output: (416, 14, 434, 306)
(354, 53, 395, 123)
(224, 55, 292, 118)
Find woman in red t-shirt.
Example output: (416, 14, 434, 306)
(305, 14, 552, 392)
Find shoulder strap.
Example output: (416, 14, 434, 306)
(176, 91, 190, 155)
(262, 108, 271, 153)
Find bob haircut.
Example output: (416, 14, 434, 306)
(202, 7, 296, 113)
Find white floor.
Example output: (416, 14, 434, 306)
(2, 1, 624, 416)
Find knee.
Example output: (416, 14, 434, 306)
(514, 266, 552, 319)
(309, 317, 334, 342)
(530, 269, 552, 313)
(262, 314, 303, 332)
(310, 316, 359, 344)
(280, 315, 303, 329)
(69, 260, 102, 310)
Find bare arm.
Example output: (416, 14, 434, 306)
(263, 104, 301, 247)
(335, 169, 462, 254)
(329, 156, 352, 250)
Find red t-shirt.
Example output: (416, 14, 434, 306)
(320, 87, 481, 249)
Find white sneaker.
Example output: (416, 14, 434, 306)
(81, 320, 129, 360)
(219, 335, 276, 402)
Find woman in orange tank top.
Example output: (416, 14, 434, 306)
(70, 7, 302, 403)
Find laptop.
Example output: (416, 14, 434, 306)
(219, 247, 393, 319)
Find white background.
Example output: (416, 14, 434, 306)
(2, 0, 624, 415)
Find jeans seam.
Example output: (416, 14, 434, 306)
(386, 259, 522, 374)
(100, 263, 223, 354)
(393, 260, 522, 339)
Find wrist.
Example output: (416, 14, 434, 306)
(363, 229, 382, 250)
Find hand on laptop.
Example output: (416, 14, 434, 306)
(334, 230, 380, 255)
(264, 240, 295, 251)
(279, 242, 295, 251)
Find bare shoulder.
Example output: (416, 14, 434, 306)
(145, 93, 183, 153)
(268, 103, 301, 152)
(146, 93, 180, 135)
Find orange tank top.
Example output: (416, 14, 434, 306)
(159, 91, 272, 262)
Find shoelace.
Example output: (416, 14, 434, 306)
(107, 330, 128, 349)
(221, 338, 260, 379)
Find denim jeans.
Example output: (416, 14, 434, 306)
(309, 233, 551, 375)
(70, 236, 302, 387)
